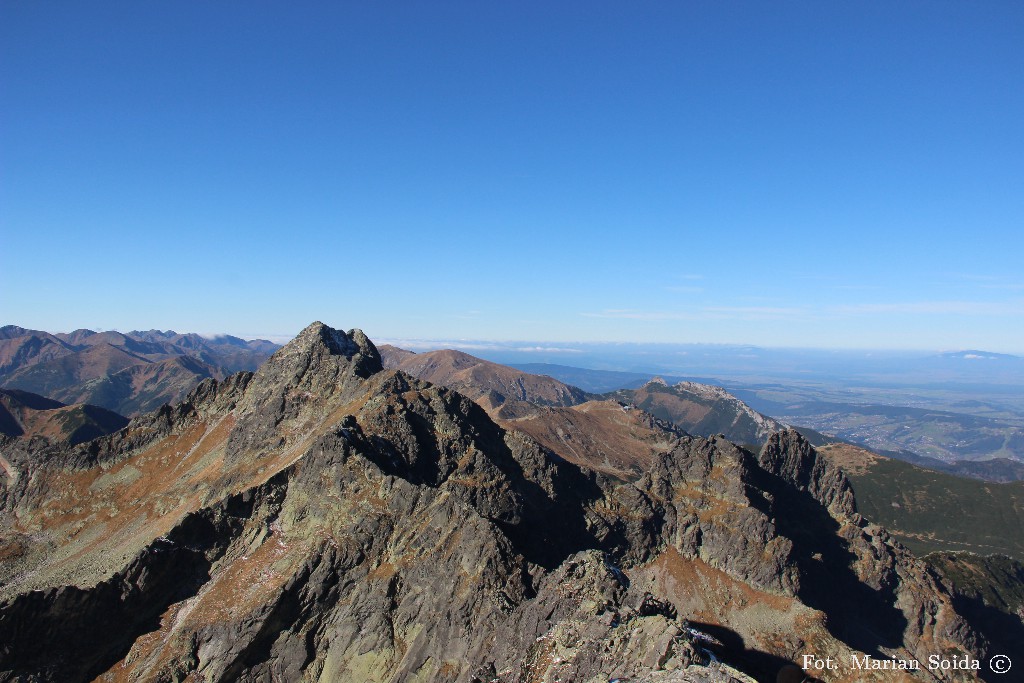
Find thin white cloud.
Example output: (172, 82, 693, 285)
(376, 339, 507, 351)
(586, 299, 1024, 326)
(834, 300, 1024, 316)
(940, 274, 1024, 290)
(980, 283, 1024, 291)
(948, 273, 1002, 282)
(702, 306, 808, 319)
(582, 306, 808, 321)
(376, 340, 580, 354)
(833, 284, 883, 291)
(581, 310, 697, 321)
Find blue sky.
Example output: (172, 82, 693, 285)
(2, 2, 1022, 351)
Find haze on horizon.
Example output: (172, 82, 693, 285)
(2, 3, 1022, 353)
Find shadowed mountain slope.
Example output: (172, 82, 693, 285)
(0, 389, 128, 447)
(924, 551, 1024, 660)
(0, 324, 1014, 683)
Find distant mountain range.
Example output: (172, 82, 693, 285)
(7, 327, 1021, 483)
(0, 326, 279, 416)
(514, 360, 1024, 478)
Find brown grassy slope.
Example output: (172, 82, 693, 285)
(377, 343, 417, 368)
(507, 400, 682, 479)
(384, 347, 590, 409)
(0, 389, 129, 446)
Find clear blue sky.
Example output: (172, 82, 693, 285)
(3, 2, 1022, 351)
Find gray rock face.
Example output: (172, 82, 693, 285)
(758, 429, 857, 519)
(0, 323, 1008, 683)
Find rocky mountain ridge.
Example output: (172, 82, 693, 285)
(0, 323, 1014, 682)
(610, 378, 789, 446)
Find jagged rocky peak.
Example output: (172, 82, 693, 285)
(290, 321, 380, 371)
(221, 322, 386, 463)
(250, 322, 382, 390)
(672, 380, 729, 400)
(758, 429, 856, 520)
(181, 371, 255, 417)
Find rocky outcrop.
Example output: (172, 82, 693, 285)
(0, 323, 1009, 683)
(758, 429, 858, 520)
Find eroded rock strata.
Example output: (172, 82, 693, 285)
(0, 323, 1011, 682)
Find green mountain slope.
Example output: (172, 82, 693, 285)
(820, 443, 1024, 559)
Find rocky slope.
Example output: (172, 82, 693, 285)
(505, 400, 685, 480)
(924, 551, 1024, 660)
(0, 326, 279, 416)
(0, 323, 1014, 682)
(611, 378, 790, 447)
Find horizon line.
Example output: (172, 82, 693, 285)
(6, 323, 1022, 356)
